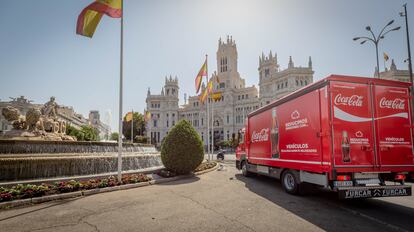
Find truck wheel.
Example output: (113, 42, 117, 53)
(282, 170, 300, 195)
(217, 153, 224, 161)
(241, 161, 252, 177)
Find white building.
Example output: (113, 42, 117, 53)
(145, 36, 314, 147)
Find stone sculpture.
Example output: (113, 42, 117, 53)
(0, 97, 76, 141)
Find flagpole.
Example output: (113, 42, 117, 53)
(117, 0, 124, 183)
(211, 92, 214, 159)
(131, 109, 133, 143)
(206, 54, 210, 161)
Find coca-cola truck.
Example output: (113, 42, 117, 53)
(236, 75, 414, 199)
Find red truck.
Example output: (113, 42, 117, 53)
(236, 75, 414, 199)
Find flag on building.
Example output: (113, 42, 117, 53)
(384, 52, 389, 61)
(76, 0, 122, 38)
(144, 111, 151, 122)
(195, 60, 207, 93)
(125, 112, 133, 122)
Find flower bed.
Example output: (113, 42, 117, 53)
(194, 161, 217, 172)
(0, 173, 151, 203)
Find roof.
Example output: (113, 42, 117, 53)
(249, 74, 412, 117)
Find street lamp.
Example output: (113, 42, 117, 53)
(353, 20, 401, 78)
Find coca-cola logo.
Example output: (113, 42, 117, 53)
(251, 128, 269, 143)
(334, 94, 363, 107)
(379, 97, 405, 110)
(291, 110, 300, 120)
(355, 131, 363, 138)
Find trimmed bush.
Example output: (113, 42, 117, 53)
(161, 120, 204, 174)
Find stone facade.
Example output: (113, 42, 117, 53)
(89, 110, 111, 140)
(377, 59, 412, 83)
(145, 36, 314, 147)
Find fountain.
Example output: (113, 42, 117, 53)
(0, 98, 162, 182)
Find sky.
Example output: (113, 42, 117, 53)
(0, 0, 413, 131)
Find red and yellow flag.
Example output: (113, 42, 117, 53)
(125, 112, 133, 122)
(77, 0, 122, 38)
(144, 111, 151, 122)
(195, 60, 207, 94)
(199, 79, 213, 103)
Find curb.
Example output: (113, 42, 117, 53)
(0, 162, 218, 210)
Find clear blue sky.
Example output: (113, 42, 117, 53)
(0, 0, 413, 131)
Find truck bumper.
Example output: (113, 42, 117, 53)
(337, 185, 412, 199)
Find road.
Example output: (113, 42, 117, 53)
(0, 161, 413, 232)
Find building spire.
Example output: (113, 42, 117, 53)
(288, 56, 294, 68)
(390, 59, 397, 71)
(161, 87, 164, 95)
(308, 56, 312, 68)
(147, 87, 151, 96)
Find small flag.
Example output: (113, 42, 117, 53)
(195, 60, 207, 93)
(144, 111, 151, 122)
(125, 112, 133, 122)
(384, 52, 389, 61)
(212, 92, 222, 101)
(76, 0, 122, 38)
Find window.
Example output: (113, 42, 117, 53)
(166, 89, 169, 95)
(300, 80, 303, 86)
(285, 82, 288, 87)
(265, 68, 269, 77)
(296, 80, 299, 86)
(227, 115, 229, 124)
(242, 95, 244, 100)
(201, 118, 204, 125)
(167, 120, 169, 127)
(305, 80, 308, 85)
(227, 131, 230, 140)
(172, 89, 175, 95)
(246, 94, 248, 99)
(172, 113, 175, 117)
(238, 96, 240, 100)
(201, 132, 204, 141)
(219, 83, 225, 89)
(153, 120, 157, 127)
(172, 121, 175, 126)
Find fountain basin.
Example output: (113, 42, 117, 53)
(0, 140, 156, 154)
(0, 152, 163, 181)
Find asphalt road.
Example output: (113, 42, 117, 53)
(0, 162, 413, 232)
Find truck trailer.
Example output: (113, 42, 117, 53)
(236, 75, 414, 199)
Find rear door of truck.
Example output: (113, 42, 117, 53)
(373, 84, 414, 168)
(330, 81, 376, 169)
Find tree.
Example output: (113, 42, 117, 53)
(110, 132, 119, 141)
(66, 125, 99, 141)
(161, 120, 204, 174)
(122, 112, 145, 141)
(80, 125, 99, 141)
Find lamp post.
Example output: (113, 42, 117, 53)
(401, 4, 413, 85)
(353, 20, 401, 78)
(400, 3, 414, 138)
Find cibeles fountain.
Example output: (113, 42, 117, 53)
(0, 97, 162, 182)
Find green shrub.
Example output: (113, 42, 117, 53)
(161, 120, 204, 174)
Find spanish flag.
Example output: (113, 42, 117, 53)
(144, 111, 151, 122)
(199, 79, 213, 103)
(77, 0, 122, 38)
(195, 59, 207, 94)
(383, 52, 389, 62)
(125, 112, 133, 122)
